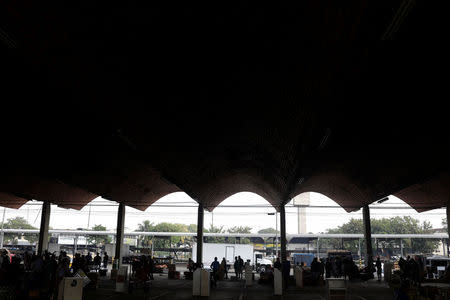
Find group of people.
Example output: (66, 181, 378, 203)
(325, 255, 362, 281)
(233, 256, 245, 279)
(279, 255, 365, 286)
(259, 257, 291, 288)
(187, 255, 250, 287)
(0, 249, 110, 299)
(186, 254, 387, 289)
(398, 255, 424, 286)
(209, 257, 229, 283)
(71, 251, 109, 274)
(130, 255, 155, 282)
(293, 257, 325, 285)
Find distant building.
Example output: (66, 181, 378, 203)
(292, 193, 310, 234)
(287, 237, 316, 253)
(58, 235, 88, 245)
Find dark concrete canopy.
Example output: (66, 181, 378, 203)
(1, 1, 448, 212)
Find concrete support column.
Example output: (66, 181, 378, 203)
(362, 205, 373, 266)
(115, 203, 125, 267)
(37, 201, 51, 256)
(151, 237, 154, 257)
(280, 204, 287, 261)
(275, 212, 278, 257)
(446, 206, 450, 257)
(196, 203, 204, 265)
(447, 241, 449, 258)
(358, 239, 361, 257)
(317, 238, 320, 258)
(0, 207, 6, 249)
(74, 235, 78, 255)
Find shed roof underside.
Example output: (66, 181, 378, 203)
(0, 1, 448, 212)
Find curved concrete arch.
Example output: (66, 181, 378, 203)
(191, 170, 283, 211)
(0, 192, 32, 209)
(0, 174, 98, 210)
(210, 191, 275, 211)
(58, 160, 182, 211)
(106, 182, 181, 211)
(144, 191, 196, 207)
(393, 171, 450, 212)
(291, 168, 374, 212)
(287, 191, 345, 207)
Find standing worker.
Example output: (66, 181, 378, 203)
(238, 256, 244, 279)
(311, 257, 320, 284)
(221, 257, 228, 279)
(376, 256, 382, 282)
(234, 257, 239, 279)
(274, 257, 281, 270)
(210, 257, 220, 287)
(94, 253, 101, 272)
(103, 252, 109, 269)
(187, 258, 194, 272)
(148, 256, 154, 280)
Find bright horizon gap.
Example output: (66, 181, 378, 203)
(0, 192, 446, 234)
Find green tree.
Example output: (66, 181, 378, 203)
(185, 224, 198, 246)
(258, 227, 279, 251)
(136, 220, 154, 247)
(187, 224, 197, 233)
(258, 228, 279, 234)
(135, 221, 190, 250)
(228, 226, 252, 244)
(87, 224, 112, 246)
(204, 224, 226, 243)
(322, 217, 439, 255)
(1, 217, 38, 244)
(153, 222, 189, 247)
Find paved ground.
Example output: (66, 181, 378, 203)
(82, 265, 394, 300)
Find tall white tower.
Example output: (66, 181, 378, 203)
(293, 193, 311, 234)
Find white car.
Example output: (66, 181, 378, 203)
(256, 257, 273, 272)
(258, 258, 273, 266)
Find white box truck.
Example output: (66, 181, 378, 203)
(192, 243, 254, 267)
(104, 244, 130, 259)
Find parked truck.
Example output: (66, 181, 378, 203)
(105, 243, 130, 262)
(292, 253, 315, 267)
(192, 243, 254, 268)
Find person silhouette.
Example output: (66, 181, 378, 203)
(94, 253, 101, 271)
(221, 257, 228, 279)
(210, 257, 220, 287)
(274, 257, 281, 270)
(103, 252, 109, 269)
(238, 256, 244, 279)
(234, 257, 239, 279)
(376, 256, 382, 282)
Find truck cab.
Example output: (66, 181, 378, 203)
(425, 255, 450, 278)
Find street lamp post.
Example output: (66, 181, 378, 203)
(276, 212, 278, 257)
(268, 212, 278, 257)
(0, 207, 6, 248)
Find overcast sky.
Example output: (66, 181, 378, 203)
(1, 192, 446, 234)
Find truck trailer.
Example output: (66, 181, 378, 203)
(192, 243, 254, 267)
